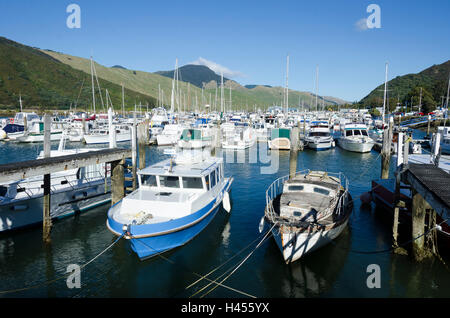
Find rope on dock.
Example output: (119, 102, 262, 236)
(193, 222, 277, 298)
(0, 233, 125, 296)
(131, 235, 257, 298)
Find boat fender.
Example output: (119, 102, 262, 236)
(258, 216, 265, 233)
(122, 224, 132, 240)
(223, 191, 231, 213)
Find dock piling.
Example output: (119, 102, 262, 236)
(289, 127, 299, 179)
(111, 159, 125, 206)
(381, 116, 394, 179)
(43, 114, 52, 243)
(137, 120, 148, 170)
(131, 112, 137, 190)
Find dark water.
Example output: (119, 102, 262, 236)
(0, 132, 449, 298)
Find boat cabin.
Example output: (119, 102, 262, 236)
(137, 158, 224, 193)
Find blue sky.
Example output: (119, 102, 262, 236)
(0, 0, 449, 102)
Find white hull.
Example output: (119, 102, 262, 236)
(222, 137, 256, 150)
(178, 139, 212, 149)
(156, 134, 179, 146)
(84, 132, 131, 144)
(272, 218, 349, 263)
(268, 138, 291, 150)
(17, 132, 63, 143)
(338, 138, 374, 153)
(0, 181, 110, 232)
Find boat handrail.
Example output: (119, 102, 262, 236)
(264, 170, 349, 224)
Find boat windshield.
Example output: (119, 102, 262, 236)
(182, 177, 203, 189)
(159, 176, 180, 188)
(309, 132, 329, 137)
(141, 175, 157, 187)
(181, 129, 201, 140)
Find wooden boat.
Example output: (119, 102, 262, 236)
(264, 170, 352, 263)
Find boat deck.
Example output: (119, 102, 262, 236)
(280, 192, 334, 213)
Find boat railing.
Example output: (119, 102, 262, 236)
(11, 170, 107, 198)
(264, 170, 349, 223)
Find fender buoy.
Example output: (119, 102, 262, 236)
(223, 191, 231, 213)
(258, 216, 265, 233)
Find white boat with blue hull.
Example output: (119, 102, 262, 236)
(107, 150, 233, 260)
(0, 149, 111, 232)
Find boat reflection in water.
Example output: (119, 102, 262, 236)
(261, 226, 351, 298)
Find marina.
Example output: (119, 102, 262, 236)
(0, 111, 449, 298)
(0, 0, 449, 303)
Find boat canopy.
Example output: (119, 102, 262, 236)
(271, 128, 290, 140)
(180, 129, 201, 141)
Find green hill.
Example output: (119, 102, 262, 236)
(42, 49, 347, 111)
(155, 64, 231, 88)
(0, 37, 156, 112)
(359, 60, 450, 112)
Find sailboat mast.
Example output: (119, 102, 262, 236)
(90, 56, 96, 114)
(315, 65, 319, 112)
(382, 62, 388, 125)
(286, 55, 289, 114)
(220, 72, 224, 113)
(122, 84, 125, 117)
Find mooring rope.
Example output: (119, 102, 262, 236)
(184, 229, 269, 291)
(131, 235, 256, 298)
(0, 233, 124, 296)
(193, 232, 275, 299)
(195, 222, 277, 299)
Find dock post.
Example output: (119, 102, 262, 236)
(289, 127, 299, 179)
(426, 115, 431, 138)
(131, 112, 137, 190)
(392, 133, 408, 254)
(411, 190, 432, 261)
(137, 121, 147, 170)
(381, 116, 394, 179)
(111, 159, 125, 206)
(81, 112, 86, 140)
(43, 114, 52, 243)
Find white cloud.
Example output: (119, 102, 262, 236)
(191, 57, 245, 78)
(355, 18, 369, 31)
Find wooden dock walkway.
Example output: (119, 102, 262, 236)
(0, 148, 132, 183)
(401, 163, 450, 218)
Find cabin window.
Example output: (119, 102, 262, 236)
(205, 174, 210, 190)
(142, 175, 157, 187)
(216, 167, 221, 181)
(353, 130, 361, 136)
(210, 170, 217, 188)
(313, 187, 330, 196)
(345, 130, 353, 137)
(182, 177, 203, 189)
(159, 176, 180, 188)
(361, 130, 368, 136)
(288, 185, 304, 191)
(0, 186, 7, 197)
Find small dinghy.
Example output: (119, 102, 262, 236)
(264, 170, 352, 263)
(107, 148, 233, 260)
